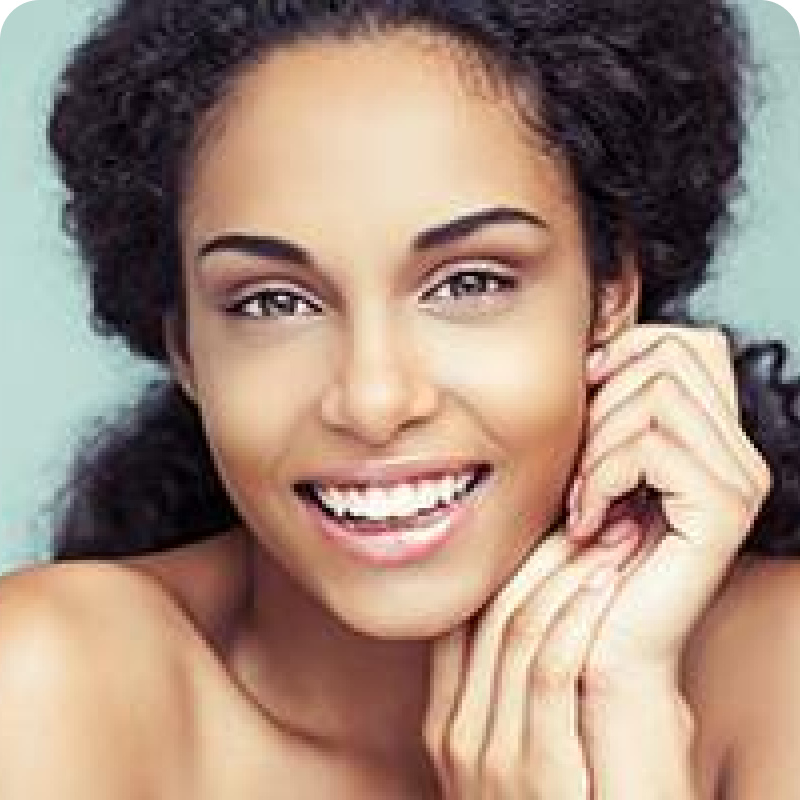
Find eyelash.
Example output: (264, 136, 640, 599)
(225, 266, 520, 321)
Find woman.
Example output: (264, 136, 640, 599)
(1, 0, 798, 797)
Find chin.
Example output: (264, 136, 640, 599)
(328, 579, 494, 641)
(348, 614, 472, 642)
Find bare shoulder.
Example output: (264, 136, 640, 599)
(682, 553, 800, 798)
(0, 559, 200, 798)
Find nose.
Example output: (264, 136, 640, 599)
(318, 308, 440, 446)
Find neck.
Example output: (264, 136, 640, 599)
(227, 530, 436, 768)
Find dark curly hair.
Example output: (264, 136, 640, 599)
(45, 0, 800, 560)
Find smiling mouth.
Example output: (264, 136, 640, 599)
(293, 464, 493, 532)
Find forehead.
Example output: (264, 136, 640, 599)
(182, 28, 580, 248)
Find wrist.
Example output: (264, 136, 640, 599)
(582, 665, 694, 738)
(580, 669, 697, 799)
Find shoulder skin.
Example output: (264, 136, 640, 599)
(682, 554, 800, 799)
(0, 560, 200, 800)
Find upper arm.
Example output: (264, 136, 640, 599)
(717, 559, 800, 799)
(0, 563, 196, 799)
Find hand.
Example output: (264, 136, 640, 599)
(569, 323, 772, 689)
(423, 523, 646, 799)
(422, 323, 772, 799)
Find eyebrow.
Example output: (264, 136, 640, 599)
(195, 206, 549, 268)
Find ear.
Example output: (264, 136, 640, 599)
(163, 312, 197, 404)
(589, 250, 641, 347)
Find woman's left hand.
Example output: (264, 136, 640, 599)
(570, 323, 773, 691)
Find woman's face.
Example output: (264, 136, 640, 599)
(174, 28, 636, 638)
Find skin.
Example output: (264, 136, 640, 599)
(2, 21, 790, 800)
(162, 26, 782, 797)
(168, 25, 640, 774)
(422, 322, 771, 798)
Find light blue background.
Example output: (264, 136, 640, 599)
(0, 1, 798, 574)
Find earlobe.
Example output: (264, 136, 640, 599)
(163, 313, 197, 403)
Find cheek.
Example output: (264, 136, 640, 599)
(429, 319, 586, 443)
(189, 327, 336, 483)
(445, 324, 587, 527)
(189, 305, 587, 491)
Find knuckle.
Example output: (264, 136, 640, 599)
(720, 487, 758, 530)
(448, 746, 474, 780)
(650, 367, 674, 394)
(423, 745, 446, 785)
(446, 728, 480, 777)
(660, 334, 686, 362)
(529, 661, 575, 694)
(481, 746, 514, 794)
(759, 460, 774, 495)
(738, 491, 757, 520)
(580, 658, 618, 705)
(705, 328, 731, 351)
(742, 487, 769, 530)
(422, 720, 441, 757)
(506, 605, 542, 647)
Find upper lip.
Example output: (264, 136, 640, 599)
(297, 458, 491, 490)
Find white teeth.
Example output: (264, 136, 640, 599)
(325, 487, 346, 517)
(346, 488, 364, 514)
(440, 475, 456, 503)
(312, 468, 479, 520)
(419, 480, 439, 509)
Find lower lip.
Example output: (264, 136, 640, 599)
(297, 472, 492, 567)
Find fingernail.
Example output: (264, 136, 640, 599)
(599, 518, 638, 546)
(587, 347, 607, 376)
(577, 504, 606, 538)
(567, 507, 579, 534)
(567, 475, 583, 516)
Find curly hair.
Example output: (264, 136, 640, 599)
(45, 0, 800, 560)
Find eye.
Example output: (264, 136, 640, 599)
(225, 264, 520, 321)
(226, 288, 322, 320)
(420, 267, 519, 308)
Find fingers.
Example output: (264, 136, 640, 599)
(440, 533, 578, 788)
(582, 372, 754, 501)
(424, 624, 469, 799)
(428, 524, 641, 799)
(571, 329, 772, 545)
(570, 428, 754, 667)
(574, 412, 754, 550)
(484, 524, 639, 799)
(586, 336, 763, 500)
(587, 326, 739, 421)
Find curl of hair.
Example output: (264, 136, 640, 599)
(48, 381, 241, 559)
(46, 0, 800, 560)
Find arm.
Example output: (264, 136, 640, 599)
(581, 559, 800, 800)
(581, 670, 697, 800)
